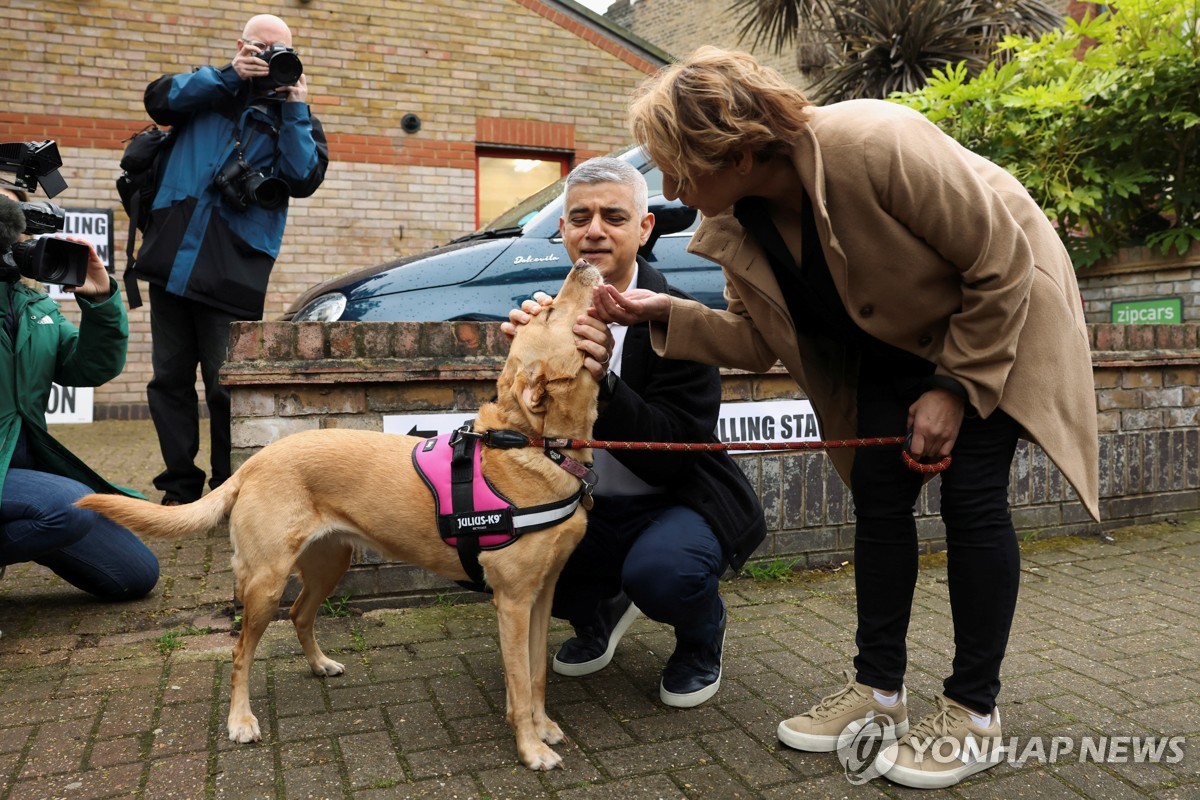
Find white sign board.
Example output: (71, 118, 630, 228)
(46, 385, 95, 424)
(382, 412, 480, 439)
(40, 209, 113, 424)
(715, 399, 820, 453)
(383, 399, 820, 454)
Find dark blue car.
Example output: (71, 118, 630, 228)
(284, 148, 726, 322)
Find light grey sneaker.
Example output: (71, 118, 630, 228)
(874, 695, 1005, 789)
(777, 669, 909, 752)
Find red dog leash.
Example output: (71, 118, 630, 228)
(530, 435, 952, 475)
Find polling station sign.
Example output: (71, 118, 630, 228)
(384, 399, 819, 453)
(41, 209, 113, 424)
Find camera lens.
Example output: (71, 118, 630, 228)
(267, 50, 302, 87)
(244, 173, 289, 210)
(13, 238, 89, 286)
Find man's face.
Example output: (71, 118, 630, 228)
(559, 181, 654, 290)
(238, 18, 292, 56)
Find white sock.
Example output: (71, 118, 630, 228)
(873, 688, 900, 706)
(968, 708, 994, 727)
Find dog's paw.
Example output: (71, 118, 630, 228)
(312, 657, 345, 676)
(227, 715, 262, 743)
(536, 719, 566, 746)
(521, 742, 564, 771)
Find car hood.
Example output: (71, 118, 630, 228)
(282, 238, 514, 320)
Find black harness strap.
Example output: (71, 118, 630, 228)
(449, 432, 487, 587)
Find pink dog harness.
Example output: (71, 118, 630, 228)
(412, 425, 589, 588)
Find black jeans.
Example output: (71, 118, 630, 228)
(147, 283, 239, 502)
(850, 355, 1020, 714)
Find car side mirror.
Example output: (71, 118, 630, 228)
(639, 196, 697, 258)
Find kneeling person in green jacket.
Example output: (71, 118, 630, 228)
(0, 187, 159, 610)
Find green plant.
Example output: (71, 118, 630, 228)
(894, 0, 1200, 267)
(156, 630, 184, 654)
(155, 625, 214, 655)
(730, 0, 1061, 103)
(320, 593, 353, 618)
(741, 557, 801, 581)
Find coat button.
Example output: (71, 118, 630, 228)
(859, 304, 873, 318)
(918, 334, 933, 346)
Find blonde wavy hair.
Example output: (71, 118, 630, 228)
(629, 47, 813, 195)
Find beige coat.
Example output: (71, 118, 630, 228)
(652, 99, 1100, 521)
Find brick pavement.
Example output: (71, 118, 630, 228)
(0, 419, 1198, 799)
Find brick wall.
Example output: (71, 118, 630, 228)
(1077, 245, 1200, 324)
(0, 0, 660, 412)
(224, 320, 1200, 601)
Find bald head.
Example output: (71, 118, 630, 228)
(240, 14, 292, 48)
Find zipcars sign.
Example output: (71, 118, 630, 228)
(1112, 297, 1183, 324)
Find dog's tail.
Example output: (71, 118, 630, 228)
(76, 472, 241, 540)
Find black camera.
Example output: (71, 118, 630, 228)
(253, 44, 303, 91)
(0, 197, 89, 287)
(213, 158, 288, 211)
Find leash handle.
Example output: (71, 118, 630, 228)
(902, 431, 953, 474)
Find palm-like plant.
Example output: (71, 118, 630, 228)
(731, 0, 1064, 103)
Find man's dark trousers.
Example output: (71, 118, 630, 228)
(147, 283, 239, 503)
(552, 495, 728, 645)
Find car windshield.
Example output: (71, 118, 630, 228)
(479, 146, 660, 233)
(483, 178, 567, 231)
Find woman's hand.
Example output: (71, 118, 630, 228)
(61, 238, 112, 301)
(906, 388, 965, 458)
(590, 284, 671, 325)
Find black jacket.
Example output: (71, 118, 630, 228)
(595, 259, 767, 571)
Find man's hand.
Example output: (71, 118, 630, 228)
(232, 42, 270, 81)
(573, 313, 614, 383)
(591, 284, 671, 325)
(62, 238, 112, 301)
(499, 291, 553, 339)
(906, 388, 965, 458)
(280, 74, 308, 103)
(500, 290, 614, 382)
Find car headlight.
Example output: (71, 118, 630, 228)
(292, 293, 347, 322)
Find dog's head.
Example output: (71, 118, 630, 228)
(496, 259, 603, 438)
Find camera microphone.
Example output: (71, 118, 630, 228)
(0, 195, 26, 250)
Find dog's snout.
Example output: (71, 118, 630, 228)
(571, 259, 603, 288)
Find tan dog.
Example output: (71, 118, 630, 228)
(77, 262, 603, 770)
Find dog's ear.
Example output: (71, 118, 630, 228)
(522, 369, 547, 415)
(497, 364, 549, 432)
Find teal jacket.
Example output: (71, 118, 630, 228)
(0, 279, 140, 503)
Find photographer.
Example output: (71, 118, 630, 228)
(0, 186, 159, 607)
(135, 13, 328, 505)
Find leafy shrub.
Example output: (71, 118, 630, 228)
(892, 0, 1200, 268)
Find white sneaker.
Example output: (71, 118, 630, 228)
(777, 670, 908, 752)
(875, 695, 1006, 789)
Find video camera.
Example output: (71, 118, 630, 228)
(0, 140, 68, 199)
(0, 140, 89, 287)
